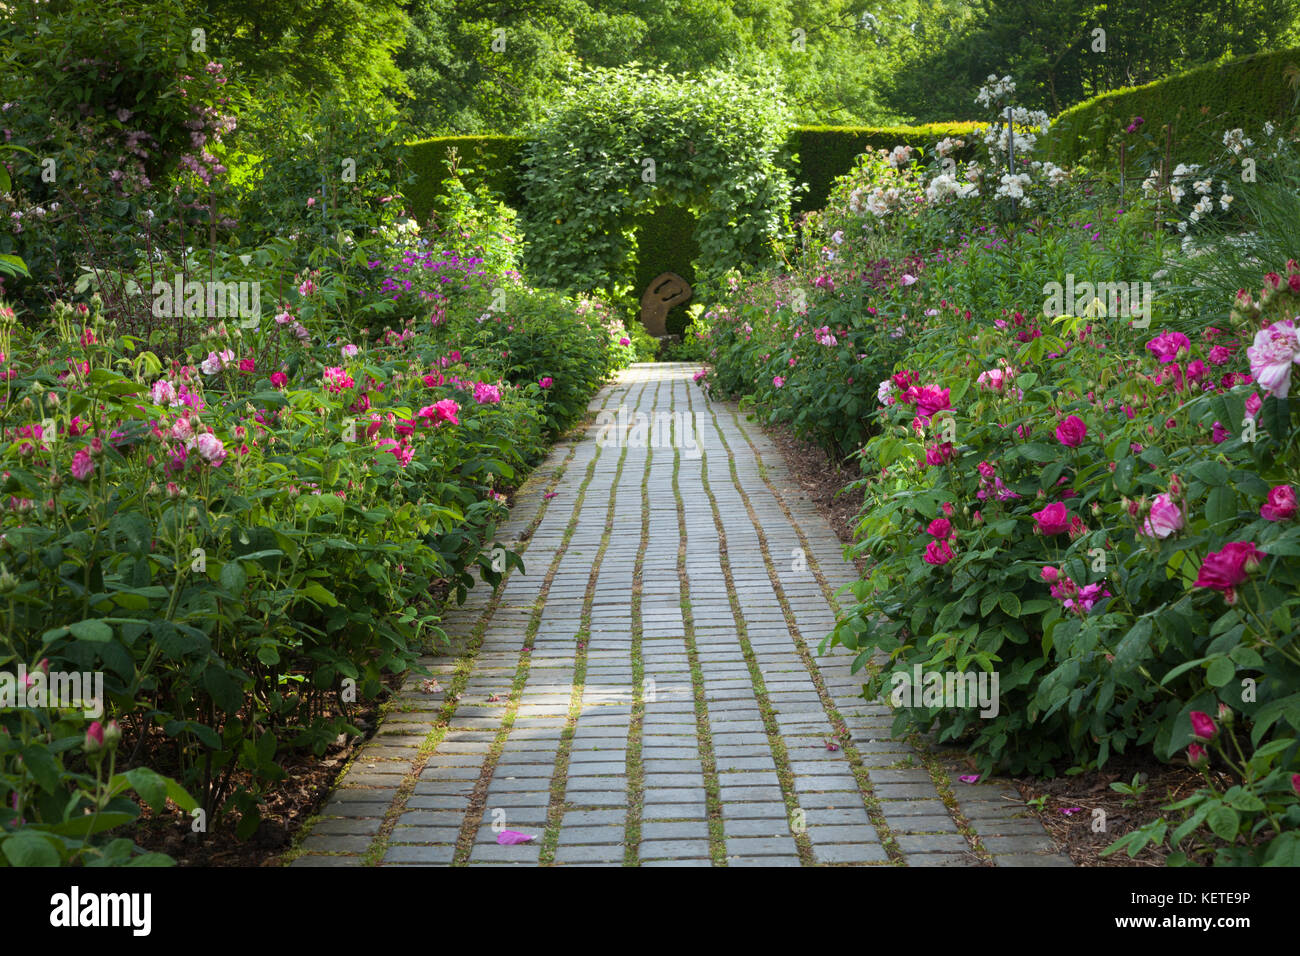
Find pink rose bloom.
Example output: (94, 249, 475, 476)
(1245, 392, 1263, 420)
(1247, 320, 1300, 398)
(71, 448, 95, 481)
(1066, 582, 1109, 614)
(1032, 502, 1070, 535)
(238, 359, 255, 373)
(924, 442, 954, 466)
(619, 337, 631, 346)
(539, 377, 553, 389)
(270, 371, 288, 388)
(195, 433, 227, 466)
(773, 375, 785, 388)
(1189, 711, 1217, 741)
(1194, 541, 1265, 595)
(1140, 493, 1184, 538)
(977, 368, 1009, 391)
(923, 539, 954, 565)
(1040, 566, 1060, 583)
(927, 518, 952, 538)
(434, 398, 460, 425)
(1207, 345, 1233, 366)
(1261, 484, 1297, 521)
(910, 385, 951, 421)
(1055, 415, 1087, 447)
(1211, 421, 1229, 443)
(474, 382, 502, 404)
(1145, 330, 1191, 364)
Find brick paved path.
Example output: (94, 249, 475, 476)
(292, 364, 1071, 867)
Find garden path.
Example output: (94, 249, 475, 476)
(292, 363, 1071, 867)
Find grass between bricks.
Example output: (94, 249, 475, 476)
(687, 384, 815, 865)
(714, 399, 904, 864)
(356, 390, 616, 867)
(537, 375, 645, 865)
(622, 374, 658, 864)
(672, 385, 727, 866)
(725, 401, 1001, 864)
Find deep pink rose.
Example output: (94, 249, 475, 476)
(923, 539, 954, 565)
(1261, 485, 1297, 521)
(1055, 415, 1087, 447)
(1188, 743, 1209, 767)
(1032, 501, 1070, 535)
(1194, 541, 1265, 593)
(927, 518, 952, 538)
(270, 371, 288, 388)
(924, 442, 954, 466)
(1145, 330, 1191, 364)
(1189, 711, 1217, 741)
(910, 385, 951, 421)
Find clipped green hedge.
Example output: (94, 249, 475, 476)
(403, 124, 979, 226)
(403, 134, 525, 222)
(1047, 48, 1300, 169)
(787, 123, 981, 213)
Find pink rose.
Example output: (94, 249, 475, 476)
(70, 448, 95, 482)
(539, 377, 553, 389)
(1246, 320, 1300, 398)
(1140, 493, 1184, 538)
(195, 433, 227, 467)
(1145, 330, 1191, 364)
(909, 385, 950, 421)
(1189, 711, 1217, 741)
(1055, 415, 1087, 447)
(1032, 501, 1070, 535)
(924, 442, 954, 466)
(270, 371, 288, 388)
(1187, 743, 1209, 768)
(773, 375, 785, 388)
(434, 399, 460, 425)
(923, 539, 954, 565)
(927, 518, 952, 538)
(1040, 566, 1060, 583)
(1261, 484, 1297, 521)
(1194, 541, 1265, 595)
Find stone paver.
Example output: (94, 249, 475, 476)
(290, 364, 1069, 868)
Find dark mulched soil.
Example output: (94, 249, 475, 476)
(758, 415, 1208, 868)
(131, 676, 397, 867)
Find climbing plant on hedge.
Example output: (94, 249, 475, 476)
(517, 67, 795, 300)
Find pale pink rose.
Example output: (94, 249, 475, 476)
(1247, 320, 1300, 398)
(1140, 493, 1184, 538)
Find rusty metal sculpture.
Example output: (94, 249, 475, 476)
(639, 272, 692, 337)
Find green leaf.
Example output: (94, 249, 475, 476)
(1, 830, 61, 867)
(68, 619, 113, 643)
(299, 582, 339, 606)
(1206, 805, 1239, 841)
(999, 592, 1021, 618)
(125, 767, 168, 812)
(1206, 656, 1235, 688)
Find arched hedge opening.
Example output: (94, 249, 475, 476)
(517, 67, 795, 302)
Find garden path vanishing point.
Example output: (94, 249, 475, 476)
(291, 363, 1073, 867)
